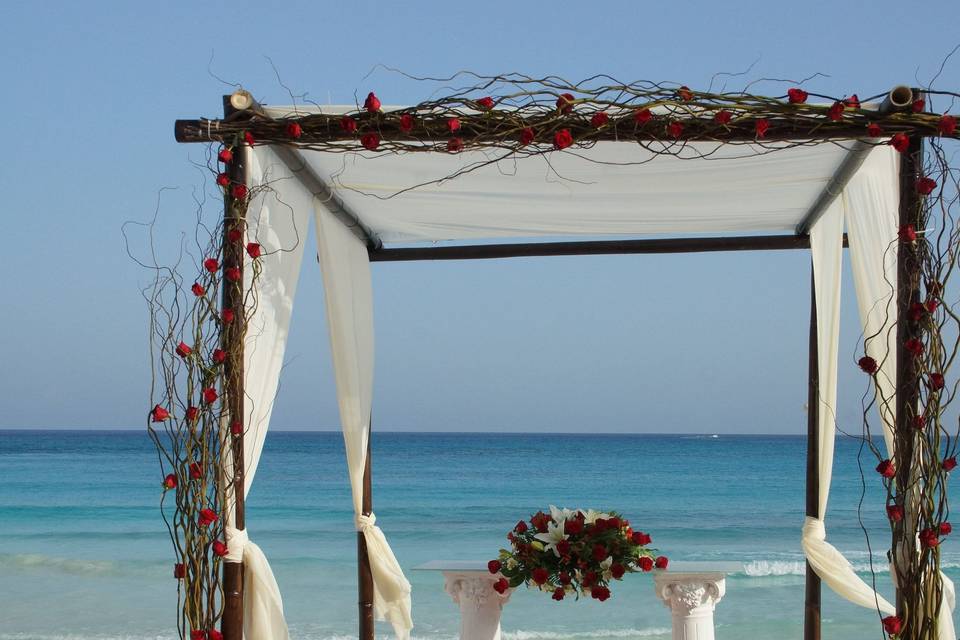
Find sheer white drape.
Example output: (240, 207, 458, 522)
(314, 200, 413, 640)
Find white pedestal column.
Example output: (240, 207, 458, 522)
(653, 571, 726, 640)
(443, 570, 513, 640)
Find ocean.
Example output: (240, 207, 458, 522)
(0, 430, 955, 640)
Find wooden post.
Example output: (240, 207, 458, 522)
(804, 268, 821, 640)
(221, 95, 247, 640)
(359, 429, 375, 640)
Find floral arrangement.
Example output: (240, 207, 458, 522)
(487, 506, 666, 602)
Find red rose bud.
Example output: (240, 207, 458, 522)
(632, 531, 652, 545)
(910, 302, 925, 322)
(151, 405, 170, 422)
(189, 462, 202, 479)
(198, 508, 218, 527)
(858, 356, 878, 374)
(929, 373, 946, 390)
(926, 299, 939, 313)
(921, 528, 940, 548)
(876, 459, 896, 478)
(592, 585, 611, 601)
(227, 228, 243, 243)
(941, 522, 952, 536)
(556, 93, 575, 114)
(559, 571, 571, 584)
(163, 474, 177, 490)
(634, 108, 652, 124)
(887, 505, 904, 521)
(582, 571, 596, 587)
(890, 133, 910, 152)
(916, 177, 937, 195)
(174, 563, 185, 579)
(607, 517, 621, 530)
(912, 98, 926, 113)
(230, 422, 243, 436)
(655, 556, 669, 570)
(399, 114, 414, 133)
(447, 117, 461, 133)
(755, 119, 770, 138)
(866, 123, 883, 137)
(492, 577, 509, 594)
(914, 415, 926, 430)
(209, 631, 223, 640)
(191, 283, 205, 297)
(360, 132, 380, 151)
(221, 308, 235, 324)
(556, 539, 571, 555)
(340, 116, 357, 133)
(191, 631, 206, 640)
(827, 101, 844, 121)
(202, 387, 218, 404)
(678, 86, 693, 101)
(216, 173, 229, 187)
(553, 129, 574, 150)
(531, 512, 550, 532)
(593, 518, 607, 531)
(565, 518, 583, 534)
(231, 184, 248, 200)
(364, 92, 381, 113)
(591, 112, 609, 128)
(945, 456, 958, 472)
(898, 224, 917, 243)
(211, 349, 226, 365)
(668, 121, 684, 139)
(552, 587, 565, 601)
(520, 127, 535, 145)
(787, 88, 808, 104)
(940, 115, 957, 136)
(514, 520, 528, 533)
(532, 567, 549, 585)
(477, 96, 495, 110)
(611, 563, 626, 579)
(844, 94, 861, 109)
(447, 137, 464, 153)
(904, 338, 924, 356)
(246, 242, 262, 259)
(714, 110, 732, 125)
(176, 342, 192, 358)
(217, 148, 233, 164)
(244, 131, 255, 146)
(203, 258, 219, 273)
(186, 406, 199, 421)
(638, 556, 654, 572)
(225, 267, 241, 282)
(592, 544, 607, 561)
(487, 560, 501, 574)
(882, 615, 902, 635)
(212, 540, 228, 557)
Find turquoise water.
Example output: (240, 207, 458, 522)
(1, 430, 957, 639)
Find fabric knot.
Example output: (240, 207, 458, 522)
(355, 513, 377, 532)
(802, 516, 826, 541)
(225, 526, 249, 563)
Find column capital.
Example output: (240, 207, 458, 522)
(654, 571, 726, 615)
(443, 570, 513, 610)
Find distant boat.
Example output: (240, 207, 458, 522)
(711, 434, 719, 438)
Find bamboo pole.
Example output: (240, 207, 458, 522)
(359, 429, 375, 640)
(804, 267, 821, 640)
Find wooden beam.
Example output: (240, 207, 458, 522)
(358, 429, 375, 640)
(804, 267, 822, 640)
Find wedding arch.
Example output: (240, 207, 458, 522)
(152, 76, 960, 640)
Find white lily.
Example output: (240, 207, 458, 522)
(533, 518, 568, 557)
(600, 556, 613, 581)
(579, 509, 611, 525)
(549, 505, 575, 523)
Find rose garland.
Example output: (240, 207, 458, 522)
(488, 507, 666, 602)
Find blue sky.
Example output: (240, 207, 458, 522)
(2, 1, 958, 433)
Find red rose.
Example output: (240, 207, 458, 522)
(209, 631, 223, 640)
(246, 243, 262, 259)
(244, 131, 255, 146)
(552, 587, 565, 601)
(941, 522, 952, 536)
(913, 415, 926, 430)
(225, 267, 241, 282)
(667, 121, 683, 139)
(898, 224, 916, 243)
(230, 422, 242, 436)
(231, 184, 248, 200)
(532, 567, 549, 585)
(447, 118, 461, 133)
(866, 123, 883, 137)
(212, 349, 227, 364)
(929, 373, 946, 390)
(940, 115, 957, 136)
(921, 528, 940, 548)
(212, 540, 228, 557)
(882, 615, 902, 635)
(591, 112, 609, 128)
(198, 508, 218, 527)
(174, 562, 185, 579)
(904, 338, 924, 356)
(912, 97, 926, 113)
(447, 137, 463, 153)
(655, 556, 669, 570)
(559, 571, 571, 584)
(151, 405, 170, 422)
(910, 302, 925, 321)
(858, 356, 878, 374)
(844, 94, 861, 109)
(531, 512, 550, 532)
(890, 133, 910, 152)
(876, 459, 896, 478)
(340, 116, 357, 133)
(565, 518, 583, 535)
(592, 544, 607, 561)
(611, 563, 626, 579)
(515, 520, 528, 533)
(926, 299, 939, 313)
(216, 173, 229, 187)
(476, 96, 495, 110)
(916, 177, 937, 195)
(203, 258, 219, 273)
(221, 308, 235, 323)
(286, 122, 302, 139)
(714, 110, 732, 125)
(520, 127, 535, 145)
(399, 114, 414, 133)
(163, 474, 177, 490)
(186, 406, 199, 421)
(364, 92, 381, 113)
(755, 119, 770, 138)
(634, 108, 652, 125)
(607, 517, 621, 530)
(492, 577, 509, 594)
(827, 101, 844, 121)
(556, 93, 575, 114)
(487, 560, 502, 574)
(593, 518, 607, 531)
(787, 88, 808, 104)
(556, 539, 571, 556)
(887, 505, 904, 522)
(202, 387, 218, 404)
(190, 631, 206, 640)
(218, 148, 233, 164)
(227, 228, 242, 243)
(191, 283, 205, 297)
(176, 342, 192, 358)
(638, 556, 654, 572)
(553, 129, 574, 150)
(591, 585, 611, 601)
(360, 132, 380, 151)
(632, 531, 652, 545)
(190, 462, 202, 479)
(582, 571, 597, 587)
(678, 86, 693, 101)
(945, 457, 958, 472)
